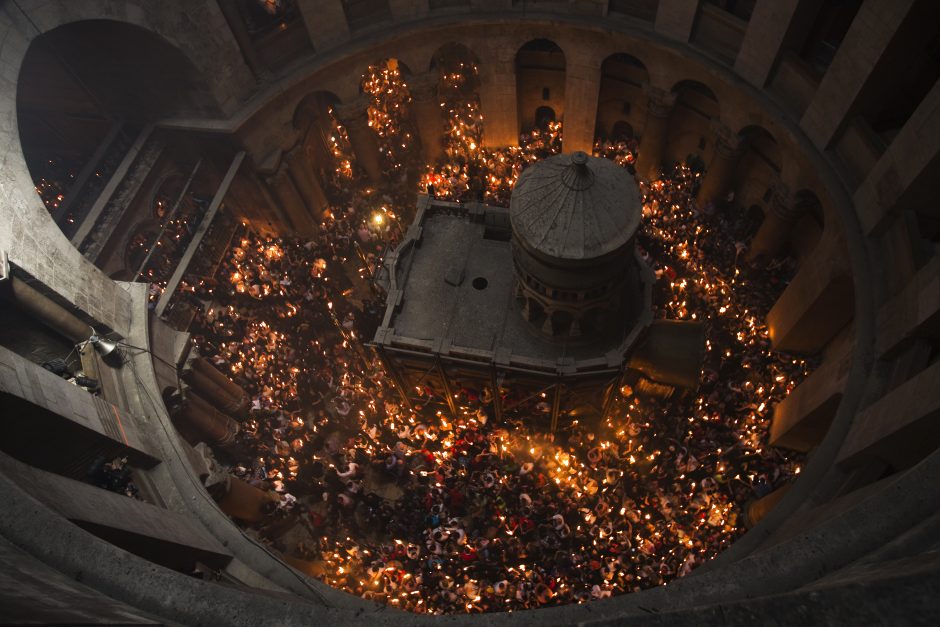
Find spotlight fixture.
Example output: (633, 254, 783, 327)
(88, 332, 119, 357)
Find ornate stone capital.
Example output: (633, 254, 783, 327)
(767, 181, 802, 222)
(408, 71, 439, 103)
(710, 121, 746, 157)
(333, 95, 372, 128)
(642, 83, 677, 118)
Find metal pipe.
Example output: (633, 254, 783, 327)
(175, 390, 239, 447)
(189, 357, 250, 416)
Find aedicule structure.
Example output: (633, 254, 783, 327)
(373, 151, 704, 430)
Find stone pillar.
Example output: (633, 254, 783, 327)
(769, 344, 852, 452)
(216, 0, 268, 79)
(838, 358, 940, 469)
(409, 72, 446, 164)
(479, 52, 519, 148)
(563, 48, 603, 154)
(654, 0, 700, 42)
(295, 97, 336, 168)
(800, 0, 919, 150)
(854, 79, 940, 235)
(286, 147, 329, 219)
(296, 0, 350, 51)
(217, 475, 279, 524)
(734, 0, 804, 88)
(635, 85, 676, 181)
(696, 122, 745, 209)
(747, 183, 803, 262)
(306, 117, 336, 173)
(765, 232, 854, 354)
(334, 97, 384, 185)
(266, 166, 318, 236)
(875, 255, 940, 359)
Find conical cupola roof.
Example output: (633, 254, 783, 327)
(510, 151, 641, 260)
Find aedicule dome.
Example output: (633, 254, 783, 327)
(510, 150, 642, 260)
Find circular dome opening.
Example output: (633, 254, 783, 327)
(472, 276, 488, 290)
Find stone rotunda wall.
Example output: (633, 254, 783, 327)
(0, 1, 938, 624)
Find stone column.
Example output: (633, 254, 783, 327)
(286, 147, 329, 219)
(563, 47, 603, 154)
(216, 0, 268, 79)
(854, 79, 940, 235)
(696, 122, 745, 209)
(334, 96, 384, 185)
(296, 0, 350, 51)
(635, 85, 676, 181)
(800, 0, 919, 149)
(747, 183, 803, 262)
(765, 231, 854, 354)
(654, 0, 700, 42)
(734, 0, 804, 88)
(409, 72, 446, 164)
(305, 117, 336, 174)
(266, 166, 318, 236)
(479, 51, 519, 148)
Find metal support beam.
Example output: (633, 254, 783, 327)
(71, 125, 154, 248)
(436, 358, 460, 420)
(550, 380, 563, 433)
(491, 367, 504, 423)
(156, 152, 245, 317)
(135, 159, 203, 278)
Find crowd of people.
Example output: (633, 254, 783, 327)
(174, 58, 810, 614)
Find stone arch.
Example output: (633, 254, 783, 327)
(359, 57, 414, 93)
(19, 2, 248, 114)
(17, 19, 223, 244)
(596, 53, 650, 141)
(429, 42, 483, 79)
(429, 42, 484, 154)
(550, 309, 574, 336)
(666, 79, 721, 166)
(733, 125, 782, 213)
(149, 172, 189, 221)
(535, 106, 557, 129)
(292, 90, 345, 177)
(744, 204, 766, 237)
(525, 298, 545, 324)
(516, 39, 566, 134)
(292, 90, 343, 131)
(124, 224, 161, 280)
(582, 307, 607, 336)
(738, 125, 781, 172)
(1, 8, 243, 332)
(790, 189, 826, 260)
(611, 121, 635, 141)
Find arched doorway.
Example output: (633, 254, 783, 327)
(17, 20, 219, 241)
(595, 53, 649, 142)
(515, 39, 566, 135)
